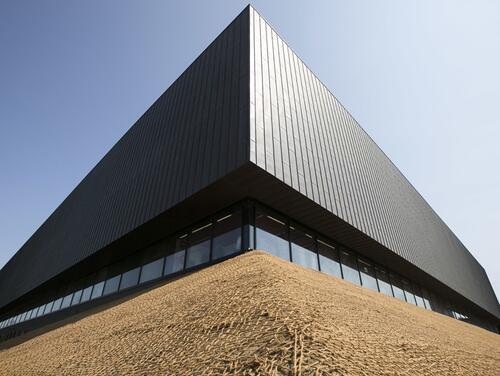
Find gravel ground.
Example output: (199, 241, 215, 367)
(0, 250, 499, 375)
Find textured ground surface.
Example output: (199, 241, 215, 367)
(0, 251, 499, 375)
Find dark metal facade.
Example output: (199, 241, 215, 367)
(248, 7, 498, 318)
(0, 8, 250, 310)
(1, 6, 498, 323)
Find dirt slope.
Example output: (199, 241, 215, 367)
(0, 251, 499, 375)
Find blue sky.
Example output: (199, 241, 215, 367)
(1, 1, 499, 297)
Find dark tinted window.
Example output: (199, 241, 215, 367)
(421, 289, 432, 310)
(390, 274, 406, 301)
(440, 300, 454, 317)
(186, 223, 212, 268)
(429, 293, 446, 314)
(61, 293, 73, 309)
(290, 226, 318, 270)
(358, 259, 378, 292)
(375, 267, 393, 297)
(71, 290, 83, 306)
(103, 275, 121, 296)
(244, 223, 255, 250)
(90, 281, 105, 300)
(43, 301, 54, 315)
(164, 251, 185, 275)
(317, 239, 342, 278)
(139, 258, 164, 283)
(402, 279, 416, 305)
(120, 267, 140, 290)
(212, 211, 242, 260)
(36, 305, 45, 318)
(444, 306, 454, 318)
(52, 298, 63, 312)
(256, 210, 290, 261)
(412, 285, 426, 308)
(340, 250, 360, 285)
(80, 286, 93, 303)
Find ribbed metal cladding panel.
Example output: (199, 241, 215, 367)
(249, 7, 499, 317)
(0, 8, 250, 309)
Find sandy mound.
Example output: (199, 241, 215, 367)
(0, 251, 498, 375)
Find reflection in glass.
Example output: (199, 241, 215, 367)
(375, 267, 393, 297)
(103, 275, 121, 296)
(164, 250, 185, 275)
(139, 258, 164, 283)
(52, 298, 63, 312)
(244, 224, 255, 250)
(186, 241, 210, 268)
(9, 202, 477, 331)
(43, 301, 54, 315)
(412, 285, 426, 308)
(71, 290, 83, 306)
(358, 259, 378, 292)
(61, 293, 73, 309)
(212, 212, 242, 260)
(90, 281, 105, 300)
(421, 289, 432, 310)
(80, 286, 93, 303)
(186, 223, 212, 268)
(256, 210, 290, 261)
(402, 279, 416, 305)
(317, 239, 342, 278)
(340, 250, 361, 285)
(444, 302, 455, 317)
(390, 274, 406, 301)
(36, 305, 45, 318)
(290, 226, 318, 270)
(120, 267, 140, 290)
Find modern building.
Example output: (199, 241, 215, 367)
(1, 6, 498, 340)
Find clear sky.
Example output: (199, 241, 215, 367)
(1, 1, 499, 298)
